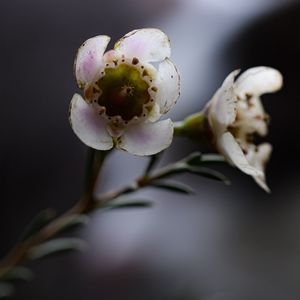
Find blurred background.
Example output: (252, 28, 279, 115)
(1, 0, 300, 299)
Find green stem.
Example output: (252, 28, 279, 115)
(174, 111, 213, 148)
(174, 111, 205, 137)
(79, 148, 110, 212)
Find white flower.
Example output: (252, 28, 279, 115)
(207, 67, 283, 192)
(70, 28, 180, 156)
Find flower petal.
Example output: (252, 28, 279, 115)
(246, 143, 272, 192)
(74, 35, 110, 88)
(118, 119, 174, 156)
(207, 70, 239, 134)
(114, 28, 171, 62)
(218, 132, 263, 177)
(214, 70, 239, 125)
(69, 94, 113, 150)
(235, 66, 283, 98)
(154, 58, 180, 114)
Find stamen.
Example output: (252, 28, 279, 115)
(95, 64, 151, 121)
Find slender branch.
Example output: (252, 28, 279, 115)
(96, 159, 186, 205)
(0, 150, 201, 279)
(0, 148, 109, 278)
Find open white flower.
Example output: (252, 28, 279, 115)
(70, 29, 180, 156)
(207, 67, 283, 192)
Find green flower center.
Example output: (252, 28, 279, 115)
(96, 64, 150, 121)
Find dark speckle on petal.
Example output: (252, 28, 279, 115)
(132, 57, 139, 65)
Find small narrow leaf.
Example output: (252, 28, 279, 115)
(19, 209, 56, 242)
(104, 200, 153, 210)
(56, 214, 90, 234)
(185, 152, 225, 166)
(3, 267, 33, 282)
(28, 238, 87, 260)
(153, 164, 187, 180)
(184, 152, 202, 165)
(150, 181, 195, 195)
(187, 166, 230, 184)
(0, 282, 14, 299)
(119, 185, 138, 195)
(152, 162, 229, 185)
(199, 154, 226, 164)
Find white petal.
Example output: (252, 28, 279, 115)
(207, 70, 239, 135)
(246, 143, 272, 192)
(114, 28, 171, 62)
(235, 66, 283, 98)
(218, 132, 263, 177)
(215, 70, 239, 125)
(70, 94, 113, 150)
(118, 119, 173, 156)
(75, 35, 110, 88)
(154, 58, 180, 114)
(254, 177, 270, 193)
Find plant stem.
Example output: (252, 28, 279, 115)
(96, 159, 185, 205)
(0, 150, 191, 279)
(173, 111, 213, 148)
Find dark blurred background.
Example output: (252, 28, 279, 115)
(1, 0, 300, 299)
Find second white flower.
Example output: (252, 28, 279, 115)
(206, 67, 283, 192)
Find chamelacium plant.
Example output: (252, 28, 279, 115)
(0, 28, 283, 298)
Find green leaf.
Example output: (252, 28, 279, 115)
(150, 181, 195, 195)
(118, 185, 138, 195)
(187, 166, 230, 184)
(19, 209, 56, 242)
(152, 161, 229, 185)
(184, 152, 202, 165)
(153, 164, 187, 180)
(104, 200, 153, 210)
(2, 267, 33, 282)
(199, 153, 226, 164)
(0, 282, 14, 299)
(28, 238, 87, 260)
(56, 214, 90, 234)
(185, 152, 225, 166)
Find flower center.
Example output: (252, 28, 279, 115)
(96, 64, 150, 121)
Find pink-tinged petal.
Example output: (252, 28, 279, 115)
(75, 35, 110, 88)
(102, 49, 121, 63)
(154, 58, 180, 114)
(118, 119, 173, 156)
(218, 132, 263, 177)
(114, 28, 171, 62)
(70, 94, 113, 150)
(246, 143, 272, 192)
(235, 66, 283, 98)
